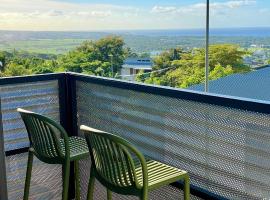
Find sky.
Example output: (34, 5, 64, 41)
(0, 0, 269, 31)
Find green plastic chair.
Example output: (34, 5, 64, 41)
(17, 108, 89, 200)
(80, 125, 190, 200)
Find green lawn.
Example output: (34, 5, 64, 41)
(0, 39, 86, 54)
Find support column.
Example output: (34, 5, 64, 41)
(0, 99, 8, 200)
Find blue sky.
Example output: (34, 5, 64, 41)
(0, 0, 269, 31)
(57, 0, 204, 6)
(60, 0, 269, 6)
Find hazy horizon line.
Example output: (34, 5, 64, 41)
(1, 26, 270, 33)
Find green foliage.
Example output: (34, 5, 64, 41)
(81, 61, 111, 76)
(153, 48, 183, 70)
(1, 40, 251, 90)
(1, 62, 32, 77)
(209, 64, 234, 80)
(209, 44, 245, 68)
(0, 51, 6, 71)
(124, 47, 138, 58)
(58, 36, 125, 77)
(1, 36, 125, 77)
(32, 60, 56, 74)
(136, 69, 150, 82)
(140, 44, 250, 88)
(124, 48, 151, 59)
(0, 50, 63, 76)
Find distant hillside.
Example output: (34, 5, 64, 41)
(0, 31, 109, 41)
(0, 29, 270, 54)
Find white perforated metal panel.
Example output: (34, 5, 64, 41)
(76, 81, 270, 200)
(0, 81, 60, 151)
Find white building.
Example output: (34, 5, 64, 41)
(121, 58, 153, 81)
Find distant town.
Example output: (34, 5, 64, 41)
(243, 44, 270, 68)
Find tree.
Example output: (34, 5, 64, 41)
(124, 47, 138, 58)
(1, 62, 32, 77)
(124, 48, 151, 59)
(0, 36, 126, 77)
(153, 48, 183, 70)
(93, 36, 125, 74)
(209, 64, 233, 80)
(0, 51, 6, 71)
(0, 50, 57, 76)
(58, 36, 126, 77)
(32, 60, 56, 74)
(141, 44, 250, 88)
(136, 69, 150, 83)
(81, 61, 111, 76)
(139, 52, 151, 58)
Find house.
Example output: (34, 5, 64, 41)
(189, 65, 270, 101)
(121, 57, 153, 81)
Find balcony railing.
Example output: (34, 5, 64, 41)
(1, 72, 270, 200)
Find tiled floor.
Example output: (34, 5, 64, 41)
(6, 153, 62, 200)
(6, 153, 202, 200)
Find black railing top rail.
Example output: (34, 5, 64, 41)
(0, 73, 65, 85)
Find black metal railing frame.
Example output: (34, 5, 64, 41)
(1, 72, 270, 200)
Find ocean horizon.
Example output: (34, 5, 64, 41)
(1, 27, 270, 38)
(114, 27, 270, 37)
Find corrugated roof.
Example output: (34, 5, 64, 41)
(122, 57, 153, 69)
(189, 66, 270, 102)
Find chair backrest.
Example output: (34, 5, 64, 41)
(81, 125, 147, 189)
(18, 108, 69, 161)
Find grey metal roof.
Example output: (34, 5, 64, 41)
(122, 57, 153, 70)
(189, 66, 270, 102)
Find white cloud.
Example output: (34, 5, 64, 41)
(0, 0, 265, 30)
(151, 0, 257, 15)
(151, 6, 177, 13)
(47, 10, 64, 17)
(211, 0, 256, 9)
(226, 0, 256, 8)
(0, 0, 140, 30)
(90, 11, 112, 18)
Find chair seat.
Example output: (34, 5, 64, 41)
(60, 137, 89, 160)
(135, 160, 187, 190)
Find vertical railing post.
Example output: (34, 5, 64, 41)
(59, 73, 78, 138)
(205, 0, 210, 92)
(0, 99, 8, 200)
(58, 73, 78, 199)
(68, 74, 79, 138)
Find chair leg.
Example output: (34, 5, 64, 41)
(87, 168, 95, 200)
(107, 189, 112, 200)
(62, 162, 70, 200)
(23, 151, 34, 200)
(140, 191, 148, 200)
(75, 160, 81, 200)
(183, 175, 190, 200)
